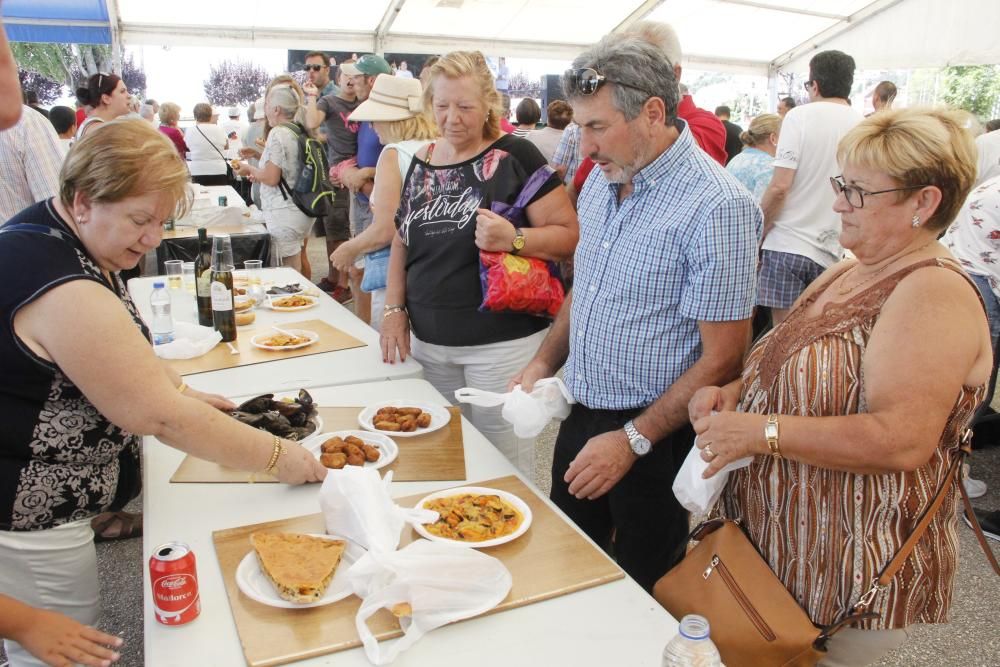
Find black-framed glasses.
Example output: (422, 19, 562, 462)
(829, 175, 930, 208)
(303, 64, 326, 72)
(803, 80, 813, 91)
(564, 67, 657, 99)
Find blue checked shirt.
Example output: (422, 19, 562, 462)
(565, 120, 763, 410)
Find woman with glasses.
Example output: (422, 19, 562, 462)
(380, 51, 577, 474)
(689, 108, 991, 665)
(74, 73, 131, 139)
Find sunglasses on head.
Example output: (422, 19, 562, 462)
(303, 64, 326, 72)
(564, 67, 657, 99)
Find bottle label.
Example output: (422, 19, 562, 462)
(210, 282, 233, 311)
(196, 270, 212, 296)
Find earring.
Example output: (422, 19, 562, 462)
(76, 215, 83, 225)
(911, 215, 921, 228)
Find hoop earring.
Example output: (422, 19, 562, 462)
(911, 215, 921, 228)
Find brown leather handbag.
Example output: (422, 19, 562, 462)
(652, 435, 999, 667)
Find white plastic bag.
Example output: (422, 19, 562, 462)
(151, 321, 221, 359)
(672, 436, 753, 514)
(454, 377, 575, 438)
(318, 466, 437, 554)
(347, 540, 512, 665)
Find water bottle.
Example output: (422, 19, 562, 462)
(150, 281, 175, 345)
(662, 615, 723, 667)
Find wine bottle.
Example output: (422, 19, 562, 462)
(194, 228, 214, 327)
(210, 234, 237, 343)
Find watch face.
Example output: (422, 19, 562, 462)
(631, 436, 651, 456)
(512, 235, 526, 250)
(765, 423, 778, 439)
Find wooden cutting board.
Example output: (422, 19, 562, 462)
(166, 319, 365, 376)
(170, 406, 466, 483)
(212, 475, 624, 667)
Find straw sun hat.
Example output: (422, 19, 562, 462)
(349, 74, 423, 122)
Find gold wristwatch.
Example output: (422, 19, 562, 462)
(765, 413, 781, 458)
(511, 228, 526, 255)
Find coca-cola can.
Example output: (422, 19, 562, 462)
(149, 541, 201, 626)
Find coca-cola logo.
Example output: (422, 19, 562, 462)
(161, 575, 188, 590)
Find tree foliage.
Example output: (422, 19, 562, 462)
(942, 65, 1000, 119)
(18, 68, 64, 104)
(508, 71, 540, 98)
(204, 60, 272, 107)
(121, 53, 147, 98)
(10, 42, 146, 96)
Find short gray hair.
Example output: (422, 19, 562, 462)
(268, 85, 305, 126)
(564, 34, 679, 122)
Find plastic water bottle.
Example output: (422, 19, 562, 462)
(150, 281, 175, 345)
(662, 615, 723, 666)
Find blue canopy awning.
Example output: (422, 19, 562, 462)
(3, 0, 111, 44)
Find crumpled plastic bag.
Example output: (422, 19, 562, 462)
(347, 540, 512, 665)
(454, 377, 575, 438)
(152, 321, 221, 359)
(177, 204, 250, 228)
(672, 435, 754, 514)
(318, 466, 437, 554)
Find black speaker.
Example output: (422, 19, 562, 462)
(540, 74, 565, 124)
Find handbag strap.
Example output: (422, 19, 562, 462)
(853, 430, 999, 614)
(511, 165, 557, 213)
(195, 124, 230, 163)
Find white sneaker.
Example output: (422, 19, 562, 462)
(963, 464, 987, 499)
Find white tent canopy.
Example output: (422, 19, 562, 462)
(10, 0, 1000, 76)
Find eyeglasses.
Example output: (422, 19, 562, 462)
(829, 175, 930, 209)
(303, 64, 326, 72)
(563, 68, 657, 99)
(803, 80, 813, 91)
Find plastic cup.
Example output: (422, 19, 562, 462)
(165, 259, 184, 290)
(244, 259, 264, 305)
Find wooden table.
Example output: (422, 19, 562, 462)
(142, 380, 678, 666)
(128, 267, 423, 395)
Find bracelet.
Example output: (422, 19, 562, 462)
(383, 306, 406, 319)
(177, 381, 188, 394)
(765, 413, 781, 459)
(383, 303, 405, 311)
(263, 435, 286, 476)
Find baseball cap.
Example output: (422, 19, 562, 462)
(341, 54, 392, 77)
(252, 98, 265, 121)
(227, 106, 240, 117)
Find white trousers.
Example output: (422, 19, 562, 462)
(0, 520, 100, 667)
(411, 328, 548, 476)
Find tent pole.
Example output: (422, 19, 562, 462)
(375, 0, 408, 56)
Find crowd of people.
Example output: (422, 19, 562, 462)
(1, 10, 1000, 667)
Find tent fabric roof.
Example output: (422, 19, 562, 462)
(6, 0, 1000, 76)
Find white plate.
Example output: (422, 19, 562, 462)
(265, 295, 318, 312)
(412, 486, 532, 549)
(303, 430, 398, 470)
(250, 329, 319, 351)
(235, 534, 362, 608)
(357, 400, 451, 438)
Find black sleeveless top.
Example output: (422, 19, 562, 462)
(0, 200, 147, 531)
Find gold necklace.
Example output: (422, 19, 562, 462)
(835, 240, 936, 296)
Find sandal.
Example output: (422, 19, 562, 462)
(91, 511, 143, 543)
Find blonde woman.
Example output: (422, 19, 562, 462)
(380, 51, 578, 473)
(725, 113, 780, 200)
(0, 121, 324, 665)
(332, 74, 438, 330)
(157, 102, 188, 157)
(235, 85, 314, 271)
(691, 109, 990, 665)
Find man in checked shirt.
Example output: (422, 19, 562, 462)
(514, 33, 762, 592)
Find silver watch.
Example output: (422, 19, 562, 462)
(623, 420, 652, 457)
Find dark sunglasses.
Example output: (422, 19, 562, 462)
(829, 175, 930, 209)
(303, 64, 326, 72)
(564, 67, 657, 99)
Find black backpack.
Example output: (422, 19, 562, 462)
(277, 121, 335, 218)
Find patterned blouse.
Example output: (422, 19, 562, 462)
(0, 200, 146, 532)
(722, 258, 987, 630)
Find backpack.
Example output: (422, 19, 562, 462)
(277, 121, 335, 218)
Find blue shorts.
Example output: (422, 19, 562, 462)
(758, 250, 825, 309)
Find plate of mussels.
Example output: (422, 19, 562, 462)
(229, 389, 321, 441)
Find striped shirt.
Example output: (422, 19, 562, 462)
(565, 120, 762, 410)
(0, 106, 62, 225)
(551, 122, 581, 184)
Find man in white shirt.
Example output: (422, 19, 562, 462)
(758, 50, 864, 325)
(0, 105, 62, 224)
(975, 128, 1000, 186)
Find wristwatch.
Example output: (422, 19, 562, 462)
(623, 420, 652, 457)
(511, 228, 526, 255)
(765, 413, 781, 458)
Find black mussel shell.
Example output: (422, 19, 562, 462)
(236, 394, 275, 414)
(296, 389, 314, 411)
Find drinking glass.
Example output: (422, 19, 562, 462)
(244, 259, 265, 305)
(165, 260, 184, 291)
(182, 262, 196, 294)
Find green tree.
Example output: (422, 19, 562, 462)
(204, 60, 271, 107)
(941, 65, 1000, 119)
(18, 68, 64, 104)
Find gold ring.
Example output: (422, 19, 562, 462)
(704, 444, 715, 459)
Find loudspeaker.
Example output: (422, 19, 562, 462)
(540, 74, 565, 124)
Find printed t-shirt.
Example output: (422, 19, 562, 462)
(316, 94, 360, 165)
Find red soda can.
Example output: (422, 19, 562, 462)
(149, 541, 201, 625)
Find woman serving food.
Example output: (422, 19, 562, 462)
(0, 120, 325, 666)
